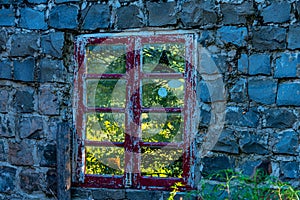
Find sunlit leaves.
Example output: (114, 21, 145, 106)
(86, 147, 124, 175)
(142, 43, 185, 73)
(141, 147, 183, 178)
(86, 44, 126, 74)
(86, 113, 125, 142)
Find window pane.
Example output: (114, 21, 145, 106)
(86, 79, 126, 107)
(141, 147, 183, 178)
(86, 44, 126, 74)
(141, 113, 183, 142)
(85, 146, 124, 175)
(142, 79, 184, 108)
(142, 43, 185, 73)
(86, 113, 125, 142)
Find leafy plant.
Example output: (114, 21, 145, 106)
(168, 169, 300, 200)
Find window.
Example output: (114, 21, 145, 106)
(74, 31, 197, 190)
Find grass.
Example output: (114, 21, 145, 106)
(168, 169, 300, 200)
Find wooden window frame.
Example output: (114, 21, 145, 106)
(74, 31, 197, 190)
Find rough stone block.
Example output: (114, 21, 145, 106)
(265, 109, 296, 129)
(0, 90, 9, 113)
(198, 81, 210, 102)
(229, 78, 247, 103)
(211, 55, 227, 73)
(0, 166, 16, 193)
(198, 78, 225, 103)
(39, 143, 56, 167)
(212, 130, 239, 154)
(275, 53, 299, 78)
(181, 1, 217, 27)
(0, 30, 7, 50)
(81, 4, 110, 30)
(226, 107, 259, 128)
(55, 0, 79, 3)
(280, 162, 299, 179)
(147, 2, 176, 26)
(41, 32, 64, 58)
(38, 58, 66, 83)
(92, 189, 126, 200)
(239, 160, 260, 176)
(8, 140, 34, 166)
(239, 131, 268, 155)
(126, 190, 162, 200)
(13, 58, 35, 82)
(252, 26, 286, 50)
(198, 31, 215, 47)
(19, 116, 43, 139)
(38, 85, 59, 115)
(0, 60, 12, 80)
(0, 114, 15, 137)
(248, 78, 277, 105)
(0, 8, 15, 26)
(238, 54, 248, 74)
(0, 0, 22, 4)
(46, 169, 57, 196)
(217, 26, 247, 46)
(297, 1, 300, 16)
(0, 140, 6, 161)
(19, 169, 42, 193)
(221, 1, 255, 25)
(261, 1, 290, 23)
(277, 82, 300, 106)
(199, 104, 211, 127)
(19, 8, 47, 30)
(202, 156, 233, 177)
(71, 188, 91, 199)
(11, 33, 39, 57)
(49, 5, 78, 29)
(273, 130, 298, 155)
(249, 54, 270, 75)
(116, 5, 142, 29)
(14, 90, 34, 113)
(288, 25, 300, 50)
(27, 0, 47, 3)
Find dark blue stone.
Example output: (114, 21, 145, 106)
(273, 130, 298, 155)
(49, 5, 78, 29)
(238, 54, 248, 74)
(288, 26, 300, 50)
(265, 109, 297, 129)
(13, 58, 35, 82)
(212, 130, 239, 154)
(275, 53, 299, 78)
(41, 32, 64, 58)
(248, 78, 277, 105)
(14, 90, 34, 113)
(249, 54, 270, 75)
(252, 26, 286, 50)
(239, 131, 268, 155)
(11, 33, 39, 57)
(0, 8, 15, 26)
(82, 4, 110, 30)
(19, 8, 47, 30)
(0, 60, 12, 79)
(226, 107, 259, 128)
(0, 166, 16, 193)
(277, 82, 300, 106)
(261, 1, 290, 23)
(280, 162, 299, 179)
(217, 26, 248, 46)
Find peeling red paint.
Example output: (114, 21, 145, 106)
(74, 32, 197, 190)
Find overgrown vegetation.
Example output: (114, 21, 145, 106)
(168, 169, 300, 200)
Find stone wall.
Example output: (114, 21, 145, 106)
(0, 0, 299, 199)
